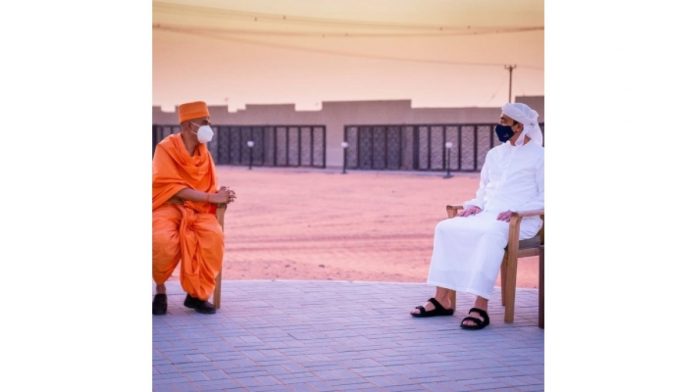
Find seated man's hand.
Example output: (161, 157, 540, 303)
(458, 206, 481, 217)
(211, 186, 237, 204)
(220, 186, 237, 204)
(211, 187, 236, 204)
(497, 210, 514, 222)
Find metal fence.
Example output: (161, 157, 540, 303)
(153, 125, 327, 168)
(344, 123, 544, 172)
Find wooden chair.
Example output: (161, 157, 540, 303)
(213, 203, 227, 309)
(445, 205, 545, 328)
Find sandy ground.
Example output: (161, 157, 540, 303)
(168, 166, 541, 288)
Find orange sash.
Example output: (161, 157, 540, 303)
(152, 133, 217, 212)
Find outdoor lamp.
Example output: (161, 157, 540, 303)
(341, 141, 349, 174)
(444, 142, 454, 179)
(247, 140, 255, 170)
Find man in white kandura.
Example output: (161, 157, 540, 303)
(410, 102, 544, 330)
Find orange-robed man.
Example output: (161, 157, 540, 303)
(152, 101, 235, 315)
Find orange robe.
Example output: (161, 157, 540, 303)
(152, 133, 223, 300)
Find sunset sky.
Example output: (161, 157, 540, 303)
(153, 0, 544, 111)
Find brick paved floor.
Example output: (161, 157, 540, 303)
(153, 280, 543, 391)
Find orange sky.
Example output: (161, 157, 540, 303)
(153, 0, 544, 111)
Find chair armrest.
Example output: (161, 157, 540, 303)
(446, 205, 464, 218)
(513, 209, 544, 218)
(509, 209, 545, 248)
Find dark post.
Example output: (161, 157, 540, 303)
(505, 64, 517, 102)
(152, 125, 157, 157)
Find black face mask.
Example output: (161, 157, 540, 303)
(495, 124, 515, 143)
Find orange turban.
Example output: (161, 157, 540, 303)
(178, 101, 210, 124)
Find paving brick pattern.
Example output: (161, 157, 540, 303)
(153, 280, 543, 391)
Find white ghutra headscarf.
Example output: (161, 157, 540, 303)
(502, 103, 543, 146)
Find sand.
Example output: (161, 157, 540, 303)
(168, 166, 540, 288)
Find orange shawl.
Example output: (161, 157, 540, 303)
(152, 133, 217, 212)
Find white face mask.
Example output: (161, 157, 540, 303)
(195, 125, 214, 143)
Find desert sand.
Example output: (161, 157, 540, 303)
(167, 166, 541, 288)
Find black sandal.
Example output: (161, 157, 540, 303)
(152, 293, 167, 316)
(411, 297, 454, 318)
(460, 307, 490, 330)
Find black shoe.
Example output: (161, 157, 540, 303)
(184, 294, 216, 314)
(152, 294, 167, 315)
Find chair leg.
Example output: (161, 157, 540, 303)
(500, 252, 508, 306)
(214, 205, 225, 310)
(213, 272, 222, 309)
(503, 254, 519, 324)
(539, 245, 544, 329)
